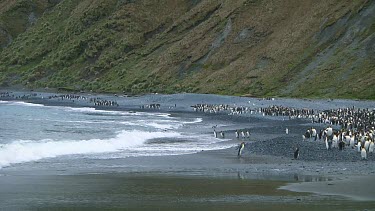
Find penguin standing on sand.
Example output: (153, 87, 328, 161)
(357, 141, 362, 152)
(369, 141, 374, 154)
(294, 147, 299, 159)
(241, 131, 245, 139)
(238, 142, 245, 157)
(246, 130, 250, 138)
(361, 147, 367, 160)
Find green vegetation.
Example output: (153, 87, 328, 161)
(0, 0, 374, 99)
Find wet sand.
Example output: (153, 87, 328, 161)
(280, 175, 375, 201)
(1, 171, 375, 211)
(1, 90, 375, 210)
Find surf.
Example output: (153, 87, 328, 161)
(0, 130, 181, 169)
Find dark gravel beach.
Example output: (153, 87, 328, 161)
(1, 89, 375, 210)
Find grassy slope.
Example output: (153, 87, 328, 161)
(0, 0, 59, 48)
(0, 0, 374, 99)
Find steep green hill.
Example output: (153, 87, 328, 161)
(0, 0, 374, 99)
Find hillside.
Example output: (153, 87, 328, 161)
(0, 0, 374, 99)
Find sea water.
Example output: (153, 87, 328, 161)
(0, 100, 232, 170)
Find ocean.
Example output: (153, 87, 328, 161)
(0, 100, 232, 170)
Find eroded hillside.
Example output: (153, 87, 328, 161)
(0, 0, 374, 99)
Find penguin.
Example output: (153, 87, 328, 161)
(311, 128, 317, 141)
(325, 137, 329, 150)
(364, 139, 370, 151)
(326, 126, 333, 138)
(213, 130, 217, 138)
(246, 130, 250, 138)
(357, 141, 362, 152)
(220, 131, 225, 138)
(238, 142, 245, 157)
(332, 135, 338, 148)
(294, 147, 299, 159)
(361, 147, 367, 160)
(349, 136, 355, 148)
(286, 128, 289, 135)
(338, 141, 345, 150)
(241, 131, 245, 138)
(235, 130, 239, 139)
(369, 141, 374, 154)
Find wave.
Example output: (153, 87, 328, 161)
(0, 101, 45, 107)
(0, 130, 181, 169)
(64, 106, 170, 116)
(183, 118, 203, 124)
(2, 100, 173, 118)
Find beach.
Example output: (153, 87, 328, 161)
(0, 90, 375, 210)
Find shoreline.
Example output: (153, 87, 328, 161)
(280, 175, 375, 201)
(1, 89, 375, 208)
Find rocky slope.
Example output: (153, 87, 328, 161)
(0, 0, 374, 99)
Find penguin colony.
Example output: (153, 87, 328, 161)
(300, 107, 375, 160)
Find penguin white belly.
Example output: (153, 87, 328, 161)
(361, 148, 367, 160)
(369, 142, 374, 153)
(332, 136, 338, 148)
(364, 141, 370, 151)
(349, 138, 354, 148)
(357, 142, 362, 152)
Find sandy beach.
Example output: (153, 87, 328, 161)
(0, 89, 375, 210)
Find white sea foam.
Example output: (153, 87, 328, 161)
(0, 130, 181, 169)
(183, 118, 203, 124)
(143, 122, 178, 130)
(1, 101, 45, 107)
(64, 106, 173, 118)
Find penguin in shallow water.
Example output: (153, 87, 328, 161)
(213, 130, 217, 138)
(294, 147, 299, 159)
(238, 142, 245, 157)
